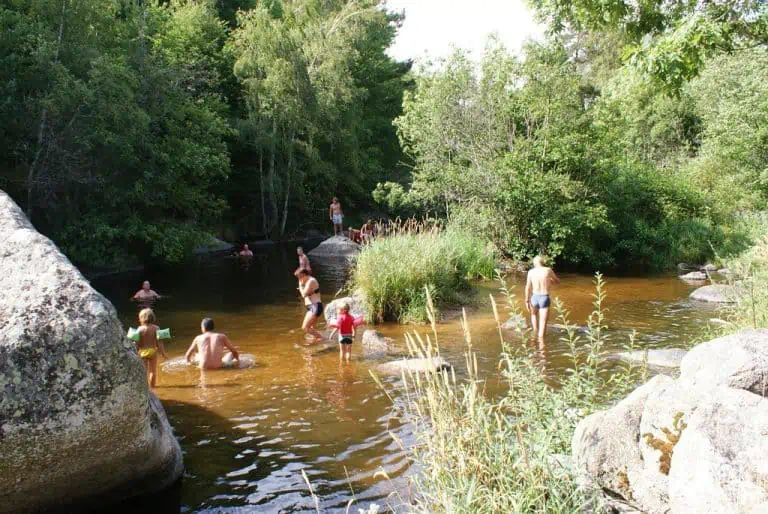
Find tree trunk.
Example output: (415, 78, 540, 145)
(259, 152, 268, 236)
(267, 118, 279, 234)
(27, 0, 67, 221)
(279, 133, 294, 238)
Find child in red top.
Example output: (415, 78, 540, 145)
(327, 302, 365, 362)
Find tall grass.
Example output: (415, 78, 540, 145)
(350, 221, 495, 323)
(371, 274, 646, 513)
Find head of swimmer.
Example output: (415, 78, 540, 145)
(296, 246, 304, 256)
(533, 255, 546, 267)
(337, 302, 350, 315)
(142, 280, 151, 291)
(139, 308, 156, 325)
(297, 269, 310, 282)
(242, 244, 249, 251)
(201, 317, 214, 333)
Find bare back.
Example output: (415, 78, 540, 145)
(527, 266, 557, 295)
(194, 332, 230, 370)
(137, 324, 158, 351)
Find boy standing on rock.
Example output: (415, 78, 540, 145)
(329, 197, 344, 236)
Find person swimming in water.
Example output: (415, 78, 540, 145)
(238, 244, 253, 258)
(525, 255, 560, 343)
(294, 246, 312, 276)
(184, 318, 240, 370)
(135, 308, 168, 387)
(297, 269, 323, 341)
(131, 280, 162, 302)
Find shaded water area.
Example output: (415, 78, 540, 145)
(92, 242, 724, 513)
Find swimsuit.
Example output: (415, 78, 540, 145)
(139, 347, 157, 359)
(530, 294, 550, 309)
(340, 336, 353, 345)
(332, 213, 343, 225)
(307, 302, 323, 317)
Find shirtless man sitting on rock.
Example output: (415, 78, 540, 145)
(185, 318, 240, 369)
(525, 255, 560, 343)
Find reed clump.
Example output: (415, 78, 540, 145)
(372, 274, 647, 513)
(350, 221, 495, 324)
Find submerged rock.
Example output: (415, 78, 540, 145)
(501, 314, 528, 331)
(362, 330, 392, 356)
(701, 263, 718, 272)
(0, 191, 183, 514)
(679, 271, 707, 281)
(689, 284, 741, 303)
(376, 357, 451, 376)
(193, 237, 233, 255)
(307, 235, 360, 259)
(613, 348, 687, 369)
(573, 329, 768, 514)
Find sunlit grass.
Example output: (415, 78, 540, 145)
(350, 221, 495, 324)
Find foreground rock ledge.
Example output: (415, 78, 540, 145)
(573, 328, 768, 514)
(0, 191, 183, 514)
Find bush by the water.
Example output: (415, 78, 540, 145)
(372, 276, 647, 512)
(350, 224, 495, 323)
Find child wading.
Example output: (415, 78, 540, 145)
(136, 308, 168, 387)
(328, 302, 365, 362)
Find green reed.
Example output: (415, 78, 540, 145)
(370, 273, 647, 513)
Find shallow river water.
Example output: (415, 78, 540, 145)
(92, 242, 722, 513)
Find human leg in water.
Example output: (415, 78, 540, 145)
(302, 309, 323, 341)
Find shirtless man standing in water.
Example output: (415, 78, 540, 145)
(525, 256, 560, 342)
(185, 318, 240, 369)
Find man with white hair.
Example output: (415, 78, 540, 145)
(525, 255, 560, 342)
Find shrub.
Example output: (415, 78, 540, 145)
(350, 222, 495, 323)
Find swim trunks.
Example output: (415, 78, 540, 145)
(139, 347, 157, 359)
(306, 302, 323, 317)
(340, 336, 353, 345)
(530, 294, 550, 309)
(332, 213, 343, 225)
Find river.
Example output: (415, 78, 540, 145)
(91, 242, 721, 513)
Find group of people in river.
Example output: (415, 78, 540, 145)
(127, 195, 560, 387)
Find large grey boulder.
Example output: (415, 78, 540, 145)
(690, 284, 741, 303)
(668, 388, 768, 513)
(679, 329, 768, 396)
(324, 294, 368, 325)
(0, 191, 183, 514)
(376, 357, 451, 376)
(574, 329, 768, 514)
(307, 235, 360, 259)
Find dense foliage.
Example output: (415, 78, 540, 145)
(0, 0, 410, 266)
(379, 36, 768, 271)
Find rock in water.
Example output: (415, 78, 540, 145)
(362, 330, 392, 357)
(307, 235, 361, 259)
(679, 271, 707, 281)
(376, 357, 451, 376)
(0, 191, 183, 514)
(689, 284, 741, 303)
(324, 295, 368, 325)
(613, 348, 688, 369)
(501, 315, 528, 331)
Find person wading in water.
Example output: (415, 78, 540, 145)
(525, 255, 560, 343)
(297, 269, 323, 341)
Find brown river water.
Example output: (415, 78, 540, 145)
(91, 242, 723, 513)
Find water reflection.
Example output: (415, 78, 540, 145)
(91, 245, 720, 513)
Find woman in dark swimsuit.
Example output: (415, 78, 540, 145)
(297, 269, 323, 341)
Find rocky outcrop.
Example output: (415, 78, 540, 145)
(612, 348, 687, 369)
(307, 235, 360, 259)
(324, 294, 368, 325)
(573, 329, 768, 514)
(690, 284, 741, 303)
(0, 191, 183, 514)
(193, 237, 233, 255)
(376, 357, 451, 376)
(502, 314, 528, 331)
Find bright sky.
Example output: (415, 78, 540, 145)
(385, 0, 544, 62)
